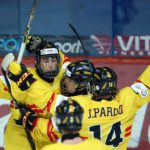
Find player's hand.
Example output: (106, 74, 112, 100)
(26, 35, 43, 53)
(10, 100, 22, 125)
(8, 61, 36, 90)
(10, 100, 38, 131)
(8, 61, 21, 75)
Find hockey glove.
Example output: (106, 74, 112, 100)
(10, 100, 38, 131)
(26, 35, 44, 53)
(8, 61, 36, 90)
(10, 100, 22, 125)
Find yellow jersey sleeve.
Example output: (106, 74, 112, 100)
(115, 65, 150, 113)
(0, 78, 11, 100)
(137, 65, 150, 87)
(31, 117, 60, 143)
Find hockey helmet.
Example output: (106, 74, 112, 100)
(55, 99, 84, 132)
(88, 67, 118, 101)
(35, 41, 61, 82)
(60, 60, 95, 96)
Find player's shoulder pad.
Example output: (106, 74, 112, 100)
(130, 82, 148, 98)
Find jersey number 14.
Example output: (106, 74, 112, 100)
(89, 121, 123, 147)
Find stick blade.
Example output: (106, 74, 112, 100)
(1, 53, 15, 71)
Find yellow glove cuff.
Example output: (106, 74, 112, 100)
(9, 61, 21, 75)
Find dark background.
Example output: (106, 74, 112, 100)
(0, 0, 150, 36)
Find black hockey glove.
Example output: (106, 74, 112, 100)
(10, 100, 38, 131)
(26, 35, 44, 53)
(8, 61, 36, 91)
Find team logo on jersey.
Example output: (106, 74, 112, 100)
(131, 82, 148, 98)
(141, 89, 148, 97)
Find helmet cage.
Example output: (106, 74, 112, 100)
(35, 47, 61, 82)
(61, 70, 94, 96)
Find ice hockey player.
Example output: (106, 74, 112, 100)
(41, 99, 111, 150)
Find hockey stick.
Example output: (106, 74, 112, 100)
(1, 0, 39, 149)
(68, 23, 94, 72)
(17, 0, 38, 63)
(68, 23, 88, 58)
(1, 54, 36, 150)
(1, 53, 15, 95)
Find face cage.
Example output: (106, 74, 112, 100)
(36, 54, 61, 81)
(60, 75, 89, 96)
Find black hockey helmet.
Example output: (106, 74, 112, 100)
(88, 67, 118, 101)
(35, 41, 61, 82)
(60, 60, 95, 96)
(55, 99, 84, 132)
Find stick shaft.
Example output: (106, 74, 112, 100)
(68, 23, 94, 73)
(10, 0, 38, 149)
(17, 0, 38, 63)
